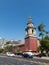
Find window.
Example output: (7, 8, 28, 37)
(32, 30, 33, 33)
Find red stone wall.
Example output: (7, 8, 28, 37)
(19, 45, 25, 51)
(29, 37, 38, 51)
(14, 37, 38, 52)
(24, 38, 30, 50)
(24, 37, 38, 51)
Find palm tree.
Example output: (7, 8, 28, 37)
(38, 23, 45, 39)
(45, 31, 49, 36)
(38, 23, 45, 53)
(38, 23, 49, 55)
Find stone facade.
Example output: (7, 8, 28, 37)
(25, 37, 38, 51)
(19, 17, 39, 52)
(4, 17, 40, 52)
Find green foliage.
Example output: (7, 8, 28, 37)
(39, 36, 49, 52)
(38, 23, 49, 53)
(38, 46, 44, 52)
(44, 36, 49, 40)
(4, 45, 13, 52)
(38, 23, 45, 31)
(0, 48, 4, 53)
(38, 23, 45, 39)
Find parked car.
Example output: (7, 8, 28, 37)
(6, 52, 15, 56)
(32, 52, 38, 56)
(37, 53, 46, 57)
(22, 52, 33, 58)
(16, 52, 23, 55)
(14, 52, 23, 56)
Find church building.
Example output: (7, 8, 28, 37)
(5, 17, 39, 52)
(19, 17, 39, 52)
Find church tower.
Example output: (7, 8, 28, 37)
(25, 17, 38, 51)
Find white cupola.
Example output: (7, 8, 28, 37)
(25, 17, 36, 38)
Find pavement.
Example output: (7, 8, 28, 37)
(41, 57, 49, 60)
(33, 56, 49, 60)
(16, 55, 49, 60)
(0, 53, 49, 60)
(0, 55, 49, 65)
(15, 55, 49, 60)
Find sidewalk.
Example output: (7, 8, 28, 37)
(41, 57, 49, 60)
(33, 57, 49, 60)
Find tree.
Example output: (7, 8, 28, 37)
(38, 23, 45, 39)
(0, 48, 4, 53)
(4, 45, 13, 52)
(38, 23, 49, 55)
(44, 35, 49, 40)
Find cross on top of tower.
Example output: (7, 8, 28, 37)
(27, 16, 33, 24)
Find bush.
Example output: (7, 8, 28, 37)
(0, 48, 4, 53)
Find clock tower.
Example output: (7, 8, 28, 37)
(25, 17, 38, 51)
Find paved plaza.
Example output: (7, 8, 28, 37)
(0, 54, 49, 65)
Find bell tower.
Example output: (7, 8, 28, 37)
(25, 17, 38, 51)
(25, 17, 36, 38)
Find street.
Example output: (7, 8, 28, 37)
(0, 54, 49, 65)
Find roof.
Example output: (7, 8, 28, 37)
(5, 40, 24, 47)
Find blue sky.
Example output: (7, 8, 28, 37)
(0, 0, 49, 41)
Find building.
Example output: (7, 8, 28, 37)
(4, 40, 24, 52)
(0, 38, 7, 48)
(19, 17, 39, 52)
(4, 17, 40, 52)
(24, 17, 38, 51)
